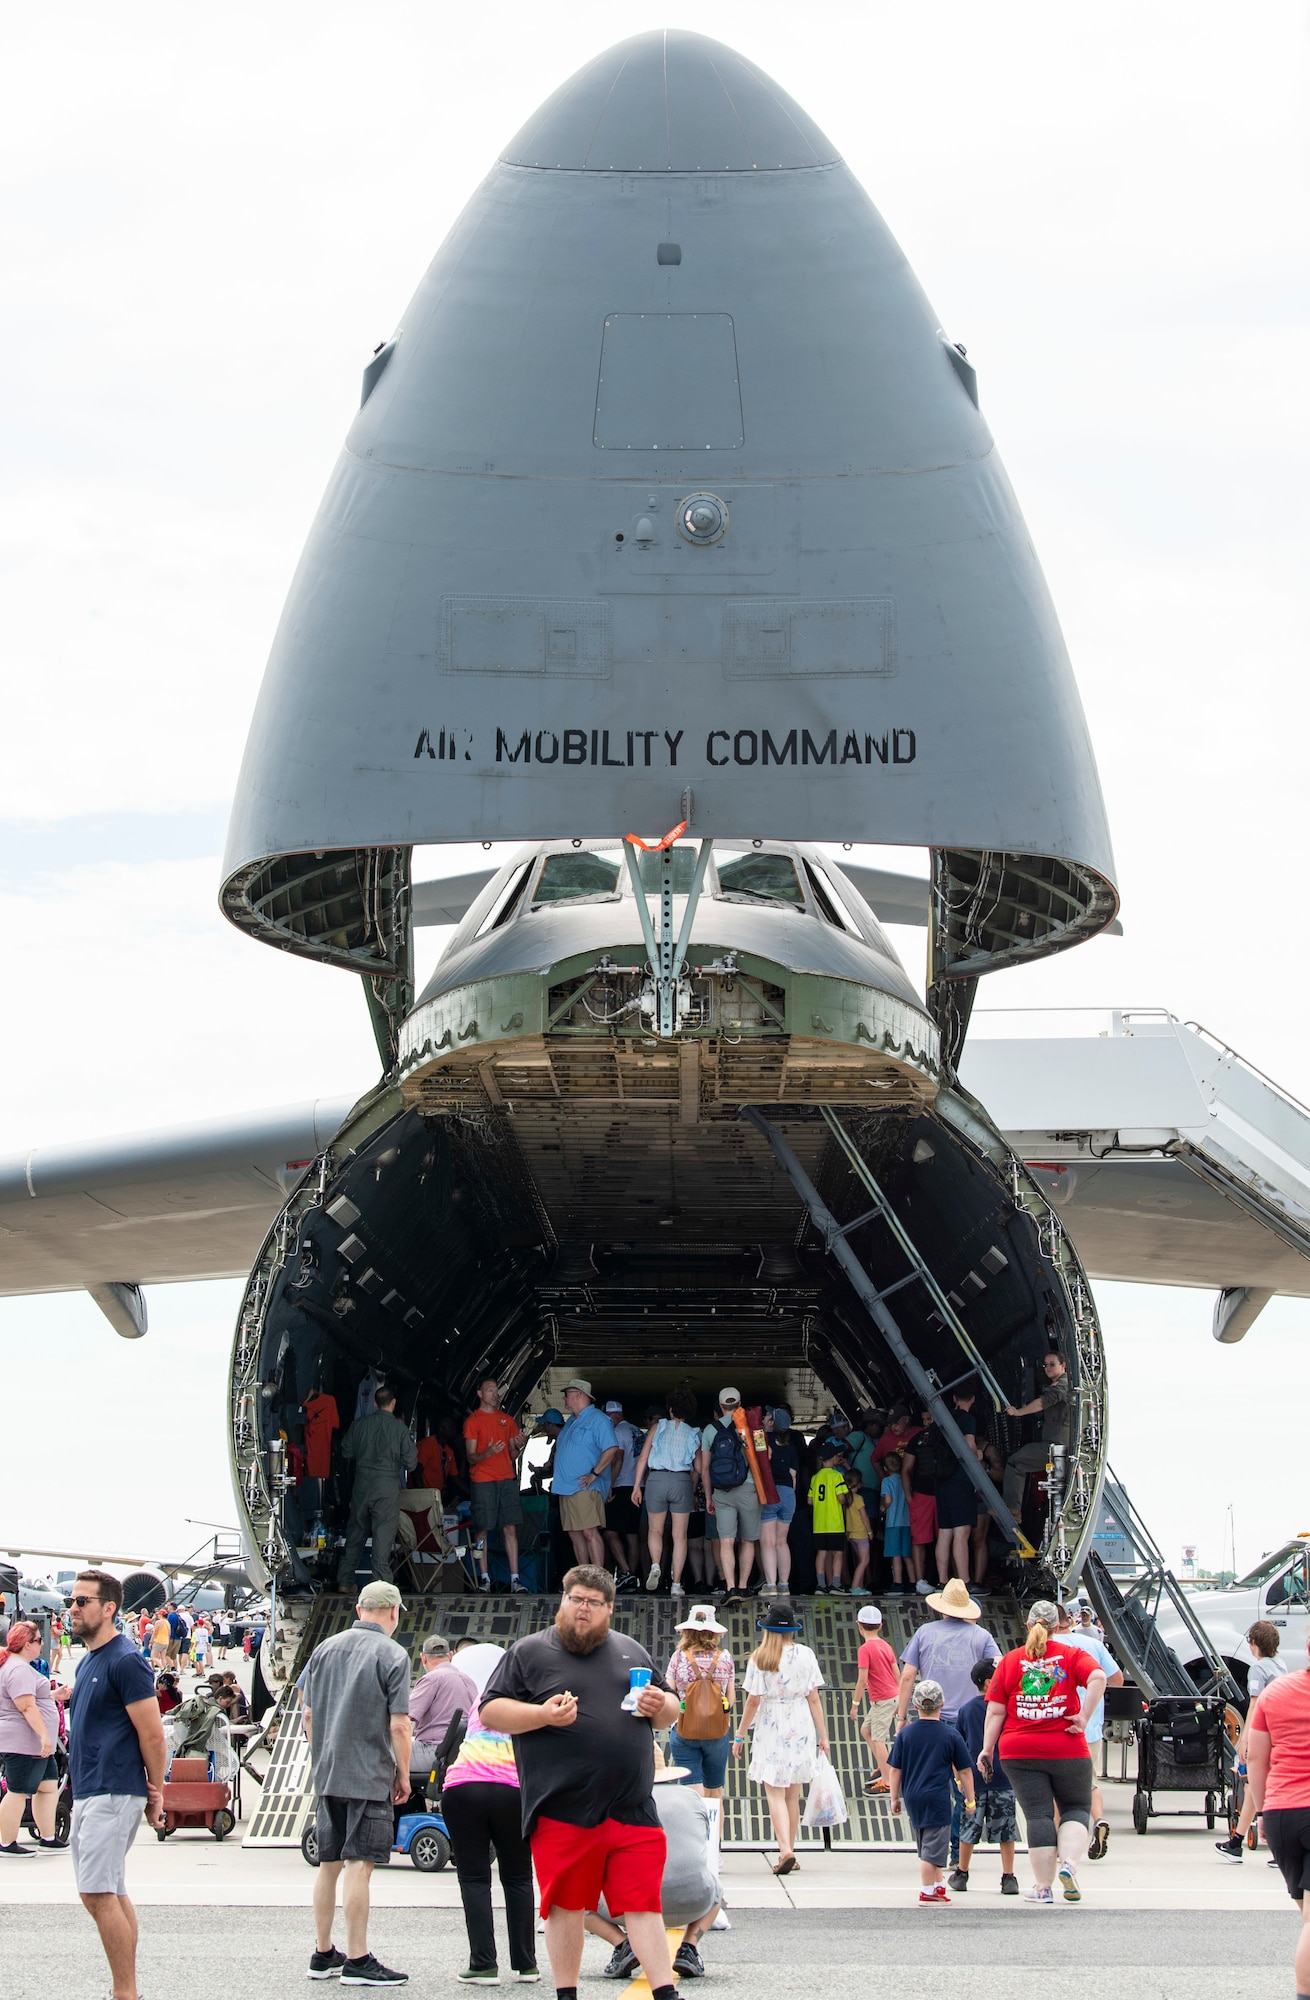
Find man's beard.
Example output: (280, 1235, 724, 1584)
(555, 1607, 610, 1655)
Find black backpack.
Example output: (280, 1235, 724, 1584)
(708, 1420, 749, 1491)
(909, 1424, 958, 1485)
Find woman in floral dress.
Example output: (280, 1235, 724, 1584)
(732, 1600, 828, 1873)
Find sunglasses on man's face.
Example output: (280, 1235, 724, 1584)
(69, 1595, 102, 1607)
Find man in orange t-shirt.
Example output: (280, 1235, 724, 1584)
(463, 1377, 526, 1593)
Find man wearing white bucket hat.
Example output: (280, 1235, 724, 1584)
(585, 1763, 723, 1981)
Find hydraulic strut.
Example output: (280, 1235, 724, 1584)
(742, 1105, 1034, 1558)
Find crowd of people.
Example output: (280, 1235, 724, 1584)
(326, 1362, 1078, 1610)
(9, 1558, 1310, 1999)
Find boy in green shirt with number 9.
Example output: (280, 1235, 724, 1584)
(808, 1447, 849, 1594)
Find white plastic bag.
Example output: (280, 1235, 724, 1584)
(802, 1751, 848, 1829)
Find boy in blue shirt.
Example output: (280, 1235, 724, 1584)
(949, 1656, 1019, 1894)
(879, 1451, 911, 1592)
(887, 1678, 974, 1904)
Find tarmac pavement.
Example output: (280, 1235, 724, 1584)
(9, 1903, 1300, 1999)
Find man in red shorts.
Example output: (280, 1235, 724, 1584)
(481, 1565, 682, 2000)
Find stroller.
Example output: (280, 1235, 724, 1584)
(159, 1693, 236, 1840)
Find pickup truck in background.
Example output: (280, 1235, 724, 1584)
(1152, 1536, 1310, 1698)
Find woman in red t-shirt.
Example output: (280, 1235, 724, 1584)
(1247, 1643, 1310, 1996)
(980, 1599, 1106, 1907)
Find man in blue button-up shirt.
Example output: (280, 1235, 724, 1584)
(551, 1379, 622, 1567)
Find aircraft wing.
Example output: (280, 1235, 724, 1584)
(0, 1098, 356, 1336)
(962, 1012, 1310, 1338)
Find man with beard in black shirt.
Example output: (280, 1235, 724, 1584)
(481, 1566, 681, 2000)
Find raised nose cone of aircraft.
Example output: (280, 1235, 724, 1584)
(223, 29, 1116, 1037)
(500, 29, 839, 172)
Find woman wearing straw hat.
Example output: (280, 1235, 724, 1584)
(665, 1606, 736, 1828)
(732, 1602, 828, 1875)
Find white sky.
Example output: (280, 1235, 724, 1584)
(1, 2, 1308, 1581)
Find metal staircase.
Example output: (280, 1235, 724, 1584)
(1079, 1469, 1243, 1705)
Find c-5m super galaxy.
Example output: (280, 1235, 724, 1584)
(4, 33, 1310, 1627)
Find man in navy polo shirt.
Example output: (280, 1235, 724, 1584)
(68, 1570, 166, 2000)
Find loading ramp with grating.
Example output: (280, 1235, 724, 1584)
(243, 1589, 1028, 1850)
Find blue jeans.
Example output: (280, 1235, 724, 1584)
(669, 1728, 731, 1790)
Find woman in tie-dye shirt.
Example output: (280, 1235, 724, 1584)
(442, 1699, 537, 1981)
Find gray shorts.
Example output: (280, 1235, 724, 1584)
(70, 1793, 144, 1896)
(913, 1822, 950, 1868)
(644, 1468, 694, 1515)
(471, 1477, 524, 1532)
(710, 1479, 761, 1543)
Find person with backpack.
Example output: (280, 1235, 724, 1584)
(699, 1389, 759, 1604)
(665, 1606, 735, 1851)
(899, 1410, 963, 1595)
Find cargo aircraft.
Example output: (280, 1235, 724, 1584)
(3, 33, 1308, 1616)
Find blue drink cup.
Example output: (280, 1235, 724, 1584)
(621, 1667, 653, 1712)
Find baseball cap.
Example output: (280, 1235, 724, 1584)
(718, 1386, 741, 1407)
(563, 1377, 593, 1397)
(828, 1408, 850, 1426)
(421, 1634, 450, 1656)
(604, 1399, 623, 1413)
(357, 1581, 405, 1612)
(537, 1408, 565, 1427)
(856, 1605, 883, 1627)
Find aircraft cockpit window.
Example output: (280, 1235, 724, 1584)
(716, 852, 804, 907)
(533, 852, 622, 905)
(474, 861, 532, 937)
(635, 847, 698, 894)
(802, 860, 857, 932)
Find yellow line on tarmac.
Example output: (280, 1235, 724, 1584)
(617, 1927, 687, 1996)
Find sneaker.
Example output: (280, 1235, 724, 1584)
(673, 1943, 705, 1979)
(615, 1572, 639, 1595)
(848, 1586, 871, 1596)
(341, 1957, 408, 1986)
(947, 1868, 968, 1891)
(814, 1583, 828, 1595)
(645, 1564, 661, 1593)
(1057, 1864, 1081, 1903)
(603, 1942, 638, 1981)
(1000, 1873, 1019, 1895)
(0, 1844, 32, 1858)
(1022, 1885, 1054, 1905)
(709, 1912, 731, 1931)
(309, 1947, 348, 1979)
(1214, 1834, 1244, 1863)
(509, 1973, 540, 1984)
(914, 1579, 934, 1595)
(710, 1585, 726, 1599)
(455, 1973, 500, 1986)
(669, 1582, 685, 1598)
(918, 1885, 950, 1904)
(478, 1576, 491, 1594)
(1088, 1819, 1110, 1860)
(864, 1779, 890, 1796)
(509, 1578, 526, 1594)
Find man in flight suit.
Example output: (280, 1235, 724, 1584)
(336, 1387, 418, 1589)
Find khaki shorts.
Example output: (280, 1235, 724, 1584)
(560, 1489, 606, 1532)
(861, 1697, 897, 1743)
(710, 1479, 761, 1544)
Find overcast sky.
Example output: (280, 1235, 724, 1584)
(2, 3, 1307, 1583)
